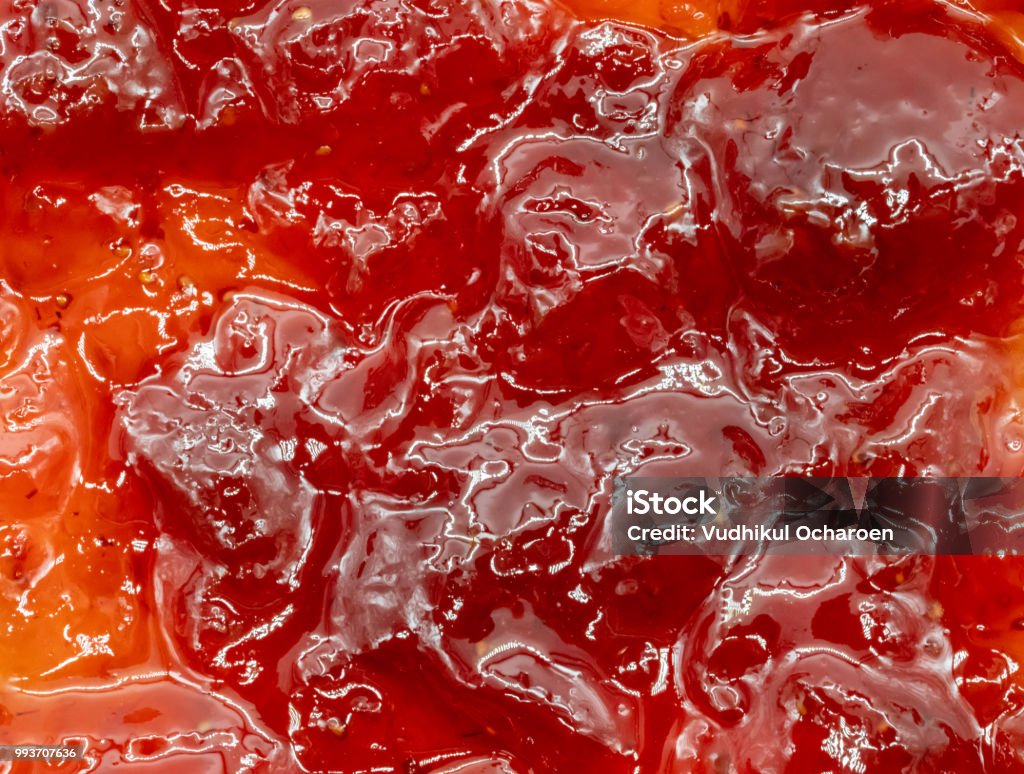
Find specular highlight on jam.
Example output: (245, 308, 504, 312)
(3, 0, 1024, 771)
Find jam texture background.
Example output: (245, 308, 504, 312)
(3, 0, 1024, 771)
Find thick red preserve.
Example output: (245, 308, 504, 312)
(2, 0, 1024, 771)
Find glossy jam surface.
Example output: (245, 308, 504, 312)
(4, 1, 1024, 772)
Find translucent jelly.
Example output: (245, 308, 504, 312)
(2, 1, 1024, 772)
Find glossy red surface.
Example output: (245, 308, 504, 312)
(3, 0, 1024, 772)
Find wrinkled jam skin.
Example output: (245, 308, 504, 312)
(5, 0, 1024, 772)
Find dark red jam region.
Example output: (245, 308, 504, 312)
(4, 1, 1024, 772)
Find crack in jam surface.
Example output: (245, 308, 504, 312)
(4, 0, 1024, 772)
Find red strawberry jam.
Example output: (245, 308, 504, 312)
(2, 1, 1024, 772)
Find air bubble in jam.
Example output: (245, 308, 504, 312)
(1, 0, 1024, 772)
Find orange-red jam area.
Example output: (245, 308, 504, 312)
(5, 0, 1024, 772)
